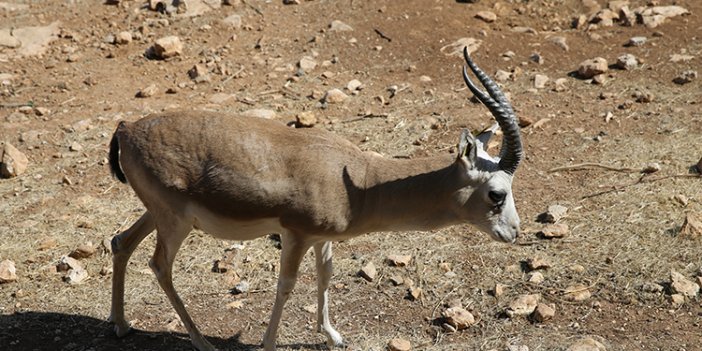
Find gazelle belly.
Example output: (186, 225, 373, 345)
(186, 203, 286, 241)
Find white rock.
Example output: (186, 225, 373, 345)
(221, 14, 242, 29)
(615, 54, 638, 70)
(0, 260, 17, 283)
(329, 20, 353, 32)
(359, 262, 376, 282)
(538, 204, 568, 223)
(136, 84, 158, 98)
(539, 223, 570, 238)
(295, 111, 317, 128)
(566, 337, 607, 351)
(495, 70, 511, 82)
(346, 79, 363, 91)
(440, 37, 482, 57)
(442, 307, 475, 330)
(527, 272, 544, 284)
(65, 267, 88, 285)
(151, 36, 183, 59)
(673, 70, 697, 85)
(564, 284, 591, 301)
(1, 142, 29, 178)
(475, 11, 497, 23)
(298, 56, 317, 73)
(0, 28, 21, 48)
(115, 31, 132, 45)
(241, 109, 276, 119)
(322, 89, 348, 103)
(625, 36, 646, 47)
(549, 36, 569, 51)
(387, 254, 412, 267)
(578, 58, 608, 79)
(388, 338, 411, 351)
(670, 270, 699, 298)
(506, 294, 540, 317)
(533, 74, 548, 89)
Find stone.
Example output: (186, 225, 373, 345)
(69, 242, 96, 259)
(329, 20, 353, 32)
(670, 270, 699, 298)
(495, 70, 511, 82)
(298, 56, 317, 73)
(442, 307, 475, 330)
(1, 142, 29, 178)
(38, 237, 58, 251)
(539, 223, 570, 238)
(65, 267, 88, 285)
(0, 28, 21, 48)
(387, 254, 412, 267)
(322, 89, 348, 103)
(697, 157, 702, 174)
(527, 272, 544, 284)
(615, 54, 638, 70)
(69, 141, 83, 152)
(136, 84, 158, 98)
(538, 204, 568, 223)
(0, 260, 17, 283)
(115, 31, 132, 45)
(388, 338, 411, 351)
(389, 275, 404, 286)
(475, 11, 497, 23)
(492, 283, 506, 297)
(358, 262, 376, 282)
(532, 303, 555, 322)
(554, 78, 568, 92)
(591, 9, 617, 26)
(232, 280, 249, 294)
(566, 337, 607, 351)
(526, 257, 550, 271)
(11, 21, 61, 57)
(506, 294, 540, 317)
(295, 111, 317, 128)
(564, 284, 591, 301)
(220, 14, 242, 29)
(241, 109, 276, 119)
(188, 64, 210, 83)
(533, 74, 548, 89)
(56, 256, 82, 273)
(150, 36, 183, 59)
(669, 293, 685, 306)
(625, 36, 646, 47)
(673, 70, 697, 85)
(619, 6, 636, 26)
(440, 37, 482, 57)
(670, 54, 694, 63)
(549, 36, 569, 51)
(347, 79, 363, 92)
(408, 287, 423, 300)
(577, 58, 608, 79)
(641, 162, 660, 173)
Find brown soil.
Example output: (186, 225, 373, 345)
(1, 1, 701, 350)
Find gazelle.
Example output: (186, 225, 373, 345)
(108, 48, 523, 351)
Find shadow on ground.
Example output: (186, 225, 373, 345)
(0, 311, 326, 351)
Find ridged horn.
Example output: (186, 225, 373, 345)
(461, 47, 523, 175)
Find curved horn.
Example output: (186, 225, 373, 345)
(462, 47, 523, 175)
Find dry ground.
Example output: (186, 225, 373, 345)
(1, 0, 701, 350)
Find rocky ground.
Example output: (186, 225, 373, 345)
(1, 0, 701, 350)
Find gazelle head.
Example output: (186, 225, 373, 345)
(454, 48, 523, 243)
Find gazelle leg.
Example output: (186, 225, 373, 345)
(149, 219, 216, 351)
(314, 241, 343, 347)
(262, 234, 312, 351)
(109, 211, 156, 337)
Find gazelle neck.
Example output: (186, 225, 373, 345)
(355, 154, 467, 233)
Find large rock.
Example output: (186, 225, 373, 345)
(566, 337, 607, 351)
(388, 338, 411, 351)
(0, 260, 17, 283)
(329, 20, 353, 32)
(358, 262, 376, 282)
(577, 58, 608, 79)
(670, 270, 699, 298)
(1, 142, 29, 178)
(9, 21, 61, 57)
(150, 36, 183, 59)
(506, 294, 540, 317)
(442, 307, 475, 330)
(679, 212, 702, 239)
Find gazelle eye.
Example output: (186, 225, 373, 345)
(488, 190, 506, 205)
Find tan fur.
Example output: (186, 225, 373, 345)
(109, 109, 514, 351)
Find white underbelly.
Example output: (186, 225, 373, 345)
(186, 203, 286, 241)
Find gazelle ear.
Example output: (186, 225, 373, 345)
(457, 129, 477, 164)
